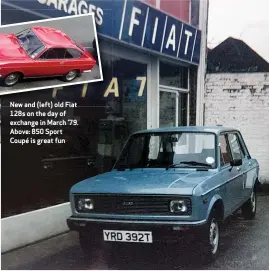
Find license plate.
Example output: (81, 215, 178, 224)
(103, 230, 153, 243)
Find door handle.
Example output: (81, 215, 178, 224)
(249, 162, 252, 166)
(60, 62, 64, 65)
(236, 167, 241, 171)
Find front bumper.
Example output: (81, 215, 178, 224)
(67, 216, 207, 243)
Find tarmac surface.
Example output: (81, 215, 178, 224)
(0, 64, 101, 95)
(2, 194, 269, 270)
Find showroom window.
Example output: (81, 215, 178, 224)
(1, 54, 148, 217)
(159, 61, 188, 89)
(159, 61, 189, 128)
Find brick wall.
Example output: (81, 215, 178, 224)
(204, 73, 269, 183)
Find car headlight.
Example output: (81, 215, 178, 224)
(170, 200, 188, 213)
(76, 198, 94, 212)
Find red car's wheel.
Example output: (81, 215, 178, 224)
(3, 72, 21, 87)
(63, 70, 78, 82)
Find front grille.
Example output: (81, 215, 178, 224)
(74, 194, 192, 215)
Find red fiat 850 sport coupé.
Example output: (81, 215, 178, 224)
(0, 26, 96, 87)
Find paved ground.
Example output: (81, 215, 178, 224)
(2, 195, 269, 270)
(0, 64, 101, 95)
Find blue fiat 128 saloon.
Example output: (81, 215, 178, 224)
(67, 126, 259, 261)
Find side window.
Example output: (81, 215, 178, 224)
(39, 50, 48, 59)
(228, 133, 245, 160)
(65, 48, 82, 59)
(40, 48, 66, 59)
(54, 48, 66, 59)
(46, 49, 58, 59)
(219, 135, 231, 166)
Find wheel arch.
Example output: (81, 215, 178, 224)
(206, 195, 225, 222)
(5, 71, 24, 78)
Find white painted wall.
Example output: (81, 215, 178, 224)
(196, 0, 209, 125)
(204, 73, 269, 183)
(1, 203, 71, 253)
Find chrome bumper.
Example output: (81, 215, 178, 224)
(67, 216, 207, 228)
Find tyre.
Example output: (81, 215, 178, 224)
(62, 70, 78, 82)
(241, 190, 256, 220)
(198, 210, 220, 262)
(3, 72, 21, 86)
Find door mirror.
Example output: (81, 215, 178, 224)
(230, 158, 242, 167)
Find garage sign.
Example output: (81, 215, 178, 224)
(1, 0, 201, 65)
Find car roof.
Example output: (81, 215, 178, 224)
(133, 126, 239, 135)
(31, 26, 77, 49)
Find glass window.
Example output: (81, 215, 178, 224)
(40, 48, 67, 59)
(15, 28, 45, 58)
(114, 132, 216, 169)
(160, 61, 188, 89)
(228, 133, 244, 160)
(159, 91, 177, 127)
(117, 135, 146, 169)
(160, 91, 188, 128)
(189, 66, 197, 125)
(65, 48, 82, 59)
(1, 54, 147, 217)
(219, 135, 231, 166)
(178, 93, 188, 126)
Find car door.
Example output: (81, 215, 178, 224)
(227, 133, 246, 208)
(35, 48, 69, 76)
(236, 132, 258, 201)
(219, 134, 236, 214)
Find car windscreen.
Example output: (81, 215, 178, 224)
(114, 132, 217, 170)
(16, 29, 45, 59)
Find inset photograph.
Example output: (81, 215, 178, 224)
(0, 14, 103, 95)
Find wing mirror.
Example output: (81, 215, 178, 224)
(230, 158, 242, 167)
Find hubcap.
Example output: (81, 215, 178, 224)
(5, 73, 19, 86)
(209, 219, 219, 255)
(251, 191, 256, 213)
(66, 70, 76, 81)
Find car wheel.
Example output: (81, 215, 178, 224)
(62, 70, 78, 82)
(241, 190, 256, 220)
(3, 72, 21, 86)
(199, 211, 220, 262)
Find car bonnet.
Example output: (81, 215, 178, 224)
(70, 169, 214, 195)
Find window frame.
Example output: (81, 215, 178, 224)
(114, 131, 218, 170)
(237, 131, 251, 159)
(227, 132, 246, 160)
(65, 48, 82, 59)
(219, 133, 232, 168)
(219, 130, 248, 169)
(38, 47, 67, 60)
(159, 60, 190, 92)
